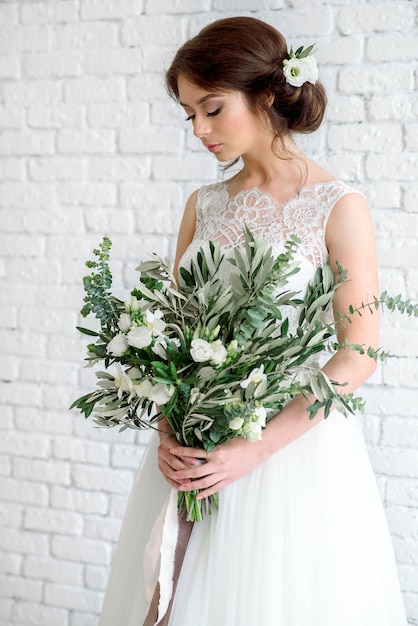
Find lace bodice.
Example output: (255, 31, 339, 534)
(184, 180, 360, 269)
(179, 180, 362, 332)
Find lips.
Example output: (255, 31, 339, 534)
(205, 143, 221, 153)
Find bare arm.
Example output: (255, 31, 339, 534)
(169, 192, 381, 496)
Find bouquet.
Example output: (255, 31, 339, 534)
(71, 229, 417, 521)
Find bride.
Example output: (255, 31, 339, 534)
(99, 16, 407, 626)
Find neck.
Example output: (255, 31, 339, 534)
(236, 136, 309, 189)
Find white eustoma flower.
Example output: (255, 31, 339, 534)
(190, 338, 213, 362)
(210, 340, 228, 366)
(283, 55, 318, 87)
(134, 378, 153, 398)
(107, 332, 129, 357)
(127, 326, 153, 349)
(189, 387, 201, 404)
(130, 295, 140, 312)
(243, 421, 263, 443)
(145, 309, 166, 335)
(252, 406, 267, 427)
(240, 365, 267, 389)
(113, 363, 135, 399)
(118, 313, 132, 332)
(229, 417, 244, 431)
(152, 336, 168, 360)
(149, 383, 175, 405)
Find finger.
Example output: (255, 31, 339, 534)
(170, 446, 209, 460)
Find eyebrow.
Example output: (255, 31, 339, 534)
(179, 93, 222, 107)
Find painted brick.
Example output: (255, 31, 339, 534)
(119, 128, 183, 154)
(13, 458, 71, 486)
(0, 26, 52, 54)
(0, 576, 43, 602)
(50, 486, 109, 515)
(327, 122, 402, 153)
(337, 3, 414, 34)
(260, 7, 332, 37)
(121, 16, 184, 47)
(88, 156, 151, 181)
(57, 129, 115, 154)
(23, 52, 82, 78)
(71, 464, 134, 495)
(29, 157, 86, 182)
(21, 1, 79, 24)
(0, 107, 24, 129)
(366, 153, 418, 182)
(87, 102, 149, 128)
(0, 56, 20, 79)
(368, 94, 418, 122)
(128, 73, 167, 101)
(64, 77, 125, 104)
(0, 527, 49, 556)
(81, 0, 145, 20)
(339, 64, 412, 95)
(23, 556, 83, 585)
(0, 131, 55, 156)
(84, 48, 143, 75)
(44, 583, 102, 612)
(27, 105, 84, 129)
(12, 602, 70, 626)
(51, 535, 111, 566)
(52, 23, 118, 50)
(2, 80, 63, 105)
(366, 34, 418, 63)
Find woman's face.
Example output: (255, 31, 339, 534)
(177, 74, 271, 162)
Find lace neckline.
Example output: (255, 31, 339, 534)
(224, 179, 341, 209)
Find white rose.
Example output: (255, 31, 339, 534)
(149, 383, 175, 406)
(283, 55, 318, 87)
(134, 378, 153, 399)
(210, 340, 228, 366)
(107, 333, 129, 357)
(118, 313, 132, 332)
(229, 417, 244, 431)
(127, 326, 153, 349)
(190, 338, 213, 362)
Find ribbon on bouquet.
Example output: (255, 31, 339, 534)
(143, 487, 179, 625)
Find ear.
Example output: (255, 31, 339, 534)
(266, 92, 275, 107)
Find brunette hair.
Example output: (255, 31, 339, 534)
(166, 16, 327, 144)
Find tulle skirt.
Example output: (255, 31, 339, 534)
(98, 411, 407, 626)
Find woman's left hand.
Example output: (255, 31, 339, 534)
(169, 436, 268, 499)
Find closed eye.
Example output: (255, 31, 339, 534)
(185, 107, 222, 122)
(207, 107, 222, 117)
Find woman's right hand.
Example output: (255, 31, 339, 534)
(157, 430, 198, 489)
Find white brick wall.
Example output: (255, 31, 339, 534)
(0, 1, 417, 624)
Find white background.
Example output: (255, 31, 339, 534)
(0, 0, 417, 624)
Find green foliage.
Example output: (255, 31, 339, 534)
(80, 237, 123, 327)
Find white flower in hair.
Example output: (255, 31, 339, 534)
(283, 44, 318, 88)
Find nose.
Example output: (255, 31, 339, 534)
(192, 115, 211, 138)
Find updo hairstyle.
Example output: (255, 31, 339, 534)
(166, 16, 327, 146)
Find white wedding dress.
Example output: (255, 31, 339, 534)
(98, 180, 407, 626)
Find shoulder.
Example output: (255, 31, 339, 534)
(325, 183, 373, 253)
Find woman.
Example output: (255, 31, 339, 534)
(99, 16, 407, 626)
